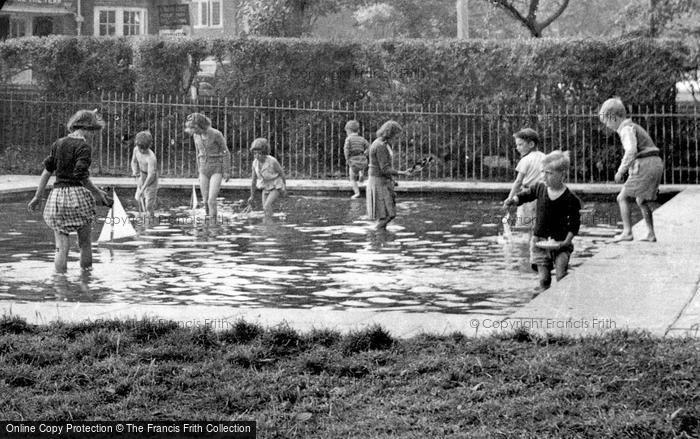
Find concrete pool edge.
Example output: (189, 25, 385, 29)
(506, 186, 700, 338)
(1, 174, 690, 199)
(0, 301, 510, 338)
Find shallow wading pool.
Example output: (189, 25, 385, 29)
(0, 190, 631, 316)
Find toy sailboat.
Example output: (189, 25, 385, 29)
(98, 189, 138, 242)
(191, 184, 198, 209)
(502, 211, 512, 239)
(191, 184, 198, 215)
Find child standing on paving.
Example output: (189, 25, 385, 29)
(598, 97, 664, 243)
(130, 130, 158, 216)
(503, 128, 545, 229)
(343, 120, 369, 199)
(248, 138, 287, 218)
(505, 150, 582, 290)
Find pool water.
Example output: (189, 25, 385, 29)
(0, 191, 628, 315)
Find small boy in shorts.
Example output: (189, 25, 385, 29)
(598, 97, 664, 242)
(130, 130, 158, 216)
(343, 120, 369, 199)
(505, 150, 582, 290)
(503, 128, 545, 229)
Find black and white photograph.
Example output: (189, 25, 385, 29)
(0, 0, 698, 437)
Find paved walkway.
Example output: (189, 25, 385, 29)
(1, 175, 698, 337)
(508, 187, 700, 337)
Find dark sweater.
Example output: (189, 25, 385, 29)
(368, 139, 397, 178)
(517, 182, 582, 241)
(42, 136, 91, 187)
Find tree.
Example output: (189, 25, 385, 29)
(242, 0, 365, 37)
(351, 0, 456, 38)
(353, 3, 401, 38)
(484, 0, 570, 37)
(616, 0, 699, 37)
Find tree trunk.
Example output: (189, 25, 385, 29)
(649, 0, 659, 36)
(456, 0, 469, 38)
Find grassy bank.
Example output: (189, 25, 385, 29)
(0, 315, 698, 438)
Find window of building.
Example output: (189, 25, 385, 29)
(10, 18, 28, 38)
(94, 7, 147, 36)
(33, 17, 53, 37)
(193, 0, 222, 28)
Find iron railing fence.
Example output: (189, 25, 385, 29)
(1, 89, 698, 184)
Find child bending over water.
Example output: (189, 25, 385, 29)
(247, 138, 287, 218)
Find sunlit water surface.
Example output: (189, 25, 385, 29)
(0, 192, 626, 315)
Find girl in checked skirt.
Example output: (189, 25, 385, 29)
(28, 110, 109, 273)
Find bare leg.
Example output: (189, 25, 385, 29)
(614, 191, 634, 242)
(208, 173, 223, 222)
(53, 231, 70, 273)
(350, 168, 360, 198)
(636, 197, 657, 242)
(554, 251, 570, 281)
(376, 215, 395, 230)
(537, 264, 552, 290)
(77, 224, 93, 270)
(263, 189, 281, 217)
(198, 173, 210, 215)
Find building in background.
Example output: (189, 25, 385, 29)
(0, 0, 76, 38)
(0, 0, 244, 39)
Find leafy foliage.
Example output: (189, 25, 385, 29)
(132, 37, 209, 96)
(1, 36, 696, 105)
(0, 36, 134, 95)
(617, 0, 700, 37)
(242, 0, 358, 37)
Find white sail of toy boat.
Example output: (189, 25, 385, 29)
(191, 184, 198, 212)
(98, 189, 137, 242)
(501, 211, 512, 239)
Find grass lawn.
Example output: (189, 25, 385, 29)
(0, 315, 698, 438)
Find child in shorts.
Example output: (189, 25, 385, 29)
(185, 112, 231, 221)
(344, 120, 370, 199)
(598, 97, 664, 242)
(130, 130, 158, 216)
(247, 138, 287, 218)
(503, 128, 545, 229)
(505, 150, 582, 290)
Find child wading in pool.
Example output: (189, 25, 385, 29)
(343, 120, 369, 199)
(503, 128, 545, 229)
(248, 138, 287, 218)
(505, 150, 582, 290)
(185, 112, 231, 222)
(367, 120, 411, 230)
(598, 97, 664, 242)
(130, 130, 158, 217)
(27, 109, 110, 273)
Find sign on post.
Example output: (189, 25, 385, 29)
(158, 4, 190, 28)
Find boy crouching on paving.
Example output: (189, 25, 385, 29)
(505, 150, 582, 290)
(130, 130, 158, 217)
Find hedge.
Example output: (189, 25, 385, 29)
(1, 36, 698, 105)
(1, 36, 698, 181)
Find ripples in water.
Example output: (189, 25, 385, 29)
(0, 194, 624, 315)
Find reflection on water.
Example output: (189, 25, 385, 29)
(0, 193, 625, 315)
